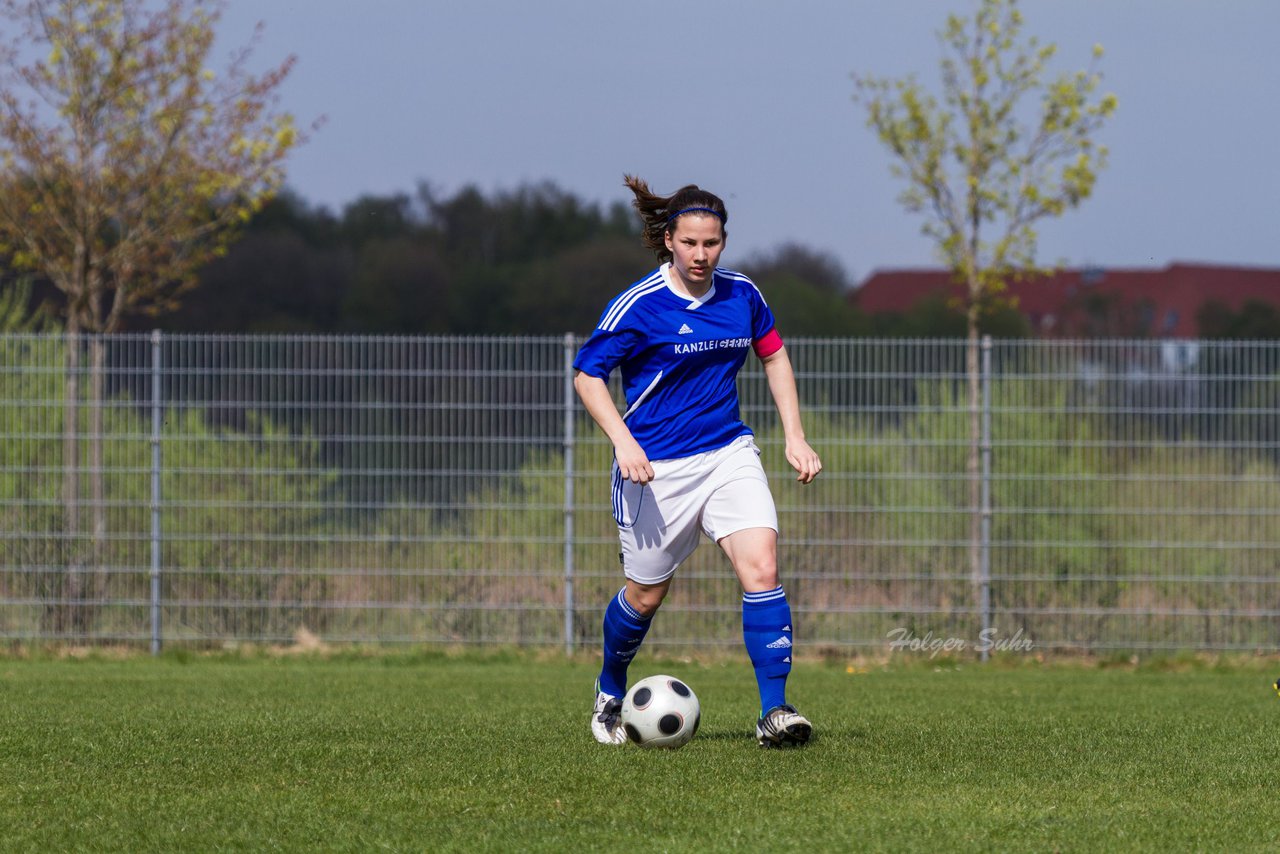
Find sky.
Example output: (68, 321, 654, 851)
(214, 0, 1280, 287)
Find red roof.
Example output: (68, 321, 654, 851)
(852, 263, 1280, 337)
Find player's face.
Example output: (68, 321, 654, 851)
(664, 214, 725, 293)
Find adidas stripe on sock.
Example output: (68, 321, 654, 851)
(742, 585, 792, 713)
(598, 587, 652, 698)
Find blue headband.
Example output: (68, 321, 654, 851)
(666, 206, 725, 223)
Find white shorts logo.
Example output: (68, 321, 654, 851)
(766, 636, 792, 649)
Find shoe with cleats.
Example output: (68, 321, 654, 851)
(591, 687, 628, 745)
(756, 704, 813, 748)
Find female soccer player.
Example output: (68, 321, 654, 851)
(574, 176, 823, 748)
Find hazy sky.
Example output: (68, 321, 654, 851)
(215, 1, 1280, 286)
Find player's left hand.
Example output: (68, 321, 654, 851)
(785, 438, 822, 484)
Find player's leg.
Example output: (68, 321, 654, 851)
(598, 576, 670, 698)
(704, 439, 812, 747)
(719, 526, 791, 709)
(719, 527, 812, 747)
(592, 460, 700, 744)
(592, 577, 670, 745)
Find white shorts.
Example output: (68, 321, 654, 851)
(612, 435, 778, 585)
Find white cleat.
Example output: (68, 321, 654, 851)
(756, 704, 813, 748)
(591, 689, 629, 745)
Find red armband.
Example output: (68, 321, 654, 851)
(752, 328, 783, 359)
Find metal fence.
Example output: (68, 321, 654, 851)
(1, 333, 1278, 654)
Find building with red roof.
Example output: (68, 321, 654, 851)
(852, 263, 1280, 338)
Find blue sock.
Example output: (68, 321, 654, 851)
(742, 586, 792, 714)
(598, 587, 652, 698)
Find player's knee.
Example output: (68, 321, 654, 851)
(737, 558, 779, 593)
(630, 591, 665, 618)
(626, 582, 668, 618)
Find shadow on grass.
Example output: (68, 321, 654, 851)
(693, 725, 869, 744)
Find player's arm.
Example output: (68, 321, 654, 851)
(573, 371, 655, 484)
(759, 346, 822, 484)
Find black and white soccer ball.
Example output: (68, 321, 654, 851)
(621, 674, 701, 749)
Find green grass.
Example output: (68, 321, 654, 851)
(1, 650, 1278, 852)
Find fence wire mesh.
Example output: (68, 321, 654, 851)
(1, 333, 1277, 653)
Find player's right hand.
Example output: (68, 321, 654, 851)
(615, 441, 654, 484)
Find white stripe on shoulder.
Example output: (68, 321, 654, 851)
(596, 281, 665, 332)
(715, 267, 769, 304)
(596, 272, 665, 332)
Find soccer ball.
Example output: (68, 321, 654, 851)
(621, 674, 701, 749)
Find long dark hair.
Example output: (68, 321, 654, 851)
(623, 175, 728, 263)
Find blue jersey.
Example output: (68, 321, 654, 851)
(574, 263, 782, 461)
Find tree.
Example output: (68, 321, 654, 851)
(0, 0, 305, 329)
(738, 244, 868, 336)
(160, 191, 349, 332)
(505, 237, 654, 335)
(853, 0, 1116, 604)
(167, 229, 351, 332)
(340, 192, 421, 247)
(1198, 299, 1280, 340)
(421, 181, 638, 333)
(0, 0, 307, 634)
(867, 292, 1030, 338)
(741, 243, 852, 295)
(0, 274, 53, 331)
(341, 238, 452, 334)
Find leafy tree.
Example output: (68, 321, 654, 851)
(1197, 300, 1235, 341)
(0, 274, 54, 331)
(341, 238, 451, 334)
(0, 0, 307, 633)
(738, 244, 866, 336)
(740, 243, 852, 294)
(853, 0, 1116, 599)
(423, 181, 638, 333)
(0, 0, 306, 331)
(1198, 299, 1280, 340)
(164, 229, 352, 332)
(340, 192, 422, 247)
(869, 292, 1030, 338)
(174, 179, 877, 337)
(159, 191, 364, 333)
(506, 237, 654, 335)
(250, 189, 343, 247)
(1232, 303, 1267, 341)
(752, 273, 871, 337)
(422, 181, 635, 270)
(1065, 288, 1151, 338)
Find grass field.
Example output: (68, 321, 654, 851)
(2, 649, 1278, 852)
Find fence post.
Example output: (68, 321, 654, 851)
(562, 333, 576, 656)
(979, 335, 993, 661)
(149, 330, 162, 656)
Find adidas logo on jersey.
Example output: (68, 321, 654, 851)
(766, 636, 792, 649)
(677, 323, 693, 335)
